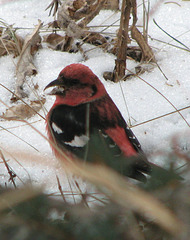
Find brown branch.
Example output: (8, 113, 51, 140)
(131, 0, 137, 25)
(113, 0, 132, 82)
(131, 0, 155, 62)
(131, 25, 155, 62)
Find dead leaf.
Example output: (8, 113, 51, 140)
(83, 32, 107, 46)
(13, 20, 42, 101)
(56, 35, 74, 52)
(0, 31, 23, 57)
(43, 33, 65, 47)
(43, 33, 78, 53)
(103, 71, 114, 81)
(1, 98, 46, 120)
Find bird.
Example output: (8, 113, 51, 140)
(44, 63, 151, 181)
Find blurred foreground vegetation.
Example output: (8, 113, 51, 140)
(0, 150, 189, 240)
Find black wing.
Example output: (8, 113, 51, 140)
(49, 103, 151, 181)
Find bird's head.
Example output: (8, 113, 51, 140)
(44, 64, 107, 106)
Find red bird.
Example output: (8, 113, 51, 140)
(45, 63, 151, 181)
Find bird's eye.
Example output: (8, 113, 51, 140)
(91, 84, 97, 95)
(70, 79, 80, 85)
(61, 76, 80, 87)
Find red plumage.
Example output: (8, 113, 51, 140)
(45, 63, 150, 181)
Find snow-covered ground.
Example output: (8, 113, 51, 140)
(0, 0, 190, 197)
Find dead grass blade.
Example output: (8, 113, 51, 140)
(153, 19, 190, 50)
(0, 186, 42, 212)
(64, 160, 185, 236)
(0, 125, 39, 152)
(150, 36, 190, 53)
(131, 105, 190, 128)
(0, 18, 23, 57)
(5, 148, 186, 237)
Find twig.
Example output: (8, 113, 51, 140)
(131, 0, 155, 62)
(0, 150, 17, 188)
(155, 61, 169, 81)
(131, 105, 190, 128)
(74, 180, 89, 208)
(66, 172, 76, 204)
(87, 194, 107, 204)
(131, 25, 155, 62)
(56, 175, 66, 202)
(0, 146, 31, 184)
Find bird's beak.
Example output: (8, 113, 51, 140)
(44, 78, 63, 90)
(44, 78, 65, 95)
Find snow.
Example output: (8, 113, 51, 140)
(0, 0, 190, 198)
